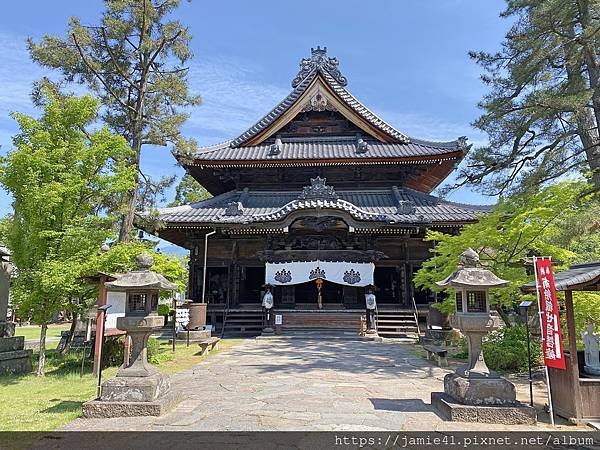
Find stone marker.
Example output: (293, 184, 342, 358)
(83, 253, 181, 417)
(431, 248, 536, 424)
(0, 248, 32, 375)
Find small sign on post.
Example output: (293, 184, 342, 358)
(175, 308, 190, 330)
(274, 314, 283, 335)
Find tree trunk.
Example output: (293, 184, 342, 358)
(37, 322, 47, 377)
(119, 180, 139, 242)
(118, 138, 142, 242)
(59, 314, 78, 356)
(561, 22, 600, 189)
(576, 110, 600, 189)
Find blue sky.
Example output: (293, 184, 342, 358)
(0, 0, 510, 251)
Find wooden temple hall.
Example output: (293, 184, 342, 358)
(142, 47, 486, 336)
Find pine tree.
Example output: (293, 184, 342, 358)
(456, 0, 600, 195)
(28, 0, 201, 241)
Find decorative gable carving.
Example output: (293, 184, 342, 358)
(301, 90, 338, 113)
(298, 177, 338, 201)
(292, 46, 348, 88)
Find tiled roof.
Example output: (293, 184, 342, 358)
(182, 48, 468, 164)
(153, 187, 489, 227)
(521, 262, 600, 292)
(229, 68, 412, 147)
(184, 136, 462, 165)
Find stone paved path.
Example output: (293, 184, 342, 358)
(64, 338, 566, 431)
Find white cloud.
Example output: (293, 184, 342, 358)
(0, 32, 43, 118)
(183, 55, 289, 143)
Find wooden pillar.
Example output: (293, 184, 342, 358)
(395, 265, 402, 305)
(92, 274, 107, 377)
(402, 264, 411, 307)
(188, 243, 201, 301)
(564, 290, 583, 421)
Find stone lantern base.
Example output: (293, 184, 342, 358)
(432, 373, 537, 424)
(82, 314, 181, 418)
(83, 373, 181, 418)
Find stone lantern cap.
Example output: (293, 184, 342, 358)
(436, 248, 509, 289)
(104, 253, 178, 292)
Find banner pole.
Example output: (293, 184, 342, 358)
(534, 256, 555, 426)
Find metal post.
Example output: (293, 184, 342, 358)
(80, 341, 87, 378)
(525, 306, 534, 407)
(201, 229, 216, 304)
(172, 296, 176, 353)
(533, 256, 555, 425)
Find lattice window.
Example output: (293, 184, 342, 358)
(466, 290, 487, 312)
(455, 291, 463, 312)
(127, 293, 147, 314)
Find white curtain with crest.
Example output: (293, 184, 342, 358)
(265, 260, 374, 287)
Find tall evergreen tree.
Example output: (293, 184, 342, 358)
(28, 0, 201, 241)
(455, 0, 600, 195)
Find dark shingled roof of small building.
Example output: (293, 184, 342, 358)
(152, 187, 489, 227)
(521, 262, 600, 292)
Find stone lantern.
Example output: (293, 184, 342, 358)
(83, 253, 181, 417)
(431, 248, 536, 424)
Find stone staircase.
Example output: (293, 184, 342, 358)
(376, 310, 420, 339)
(221, 309, 263, 337)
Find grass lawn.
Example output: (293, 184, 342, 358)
(13, 324, 71, 342)
(0, 338, 243, 432)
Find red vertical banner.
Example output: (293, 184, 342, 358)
(534, 258, 566, 370)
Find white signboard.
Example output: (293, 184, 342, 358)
(275, 314, 282, 325)
(175, 308, 190, 328)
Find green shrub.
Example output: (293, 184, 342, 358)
(482, 325, 541, 373)
(101, 336, 170, 367)
(147, 337, 161, 364)
(451, 336, 469, 360)
(157, 304, 171, 317)
(101, 336, 125, 368)
(431, 296, 457, 315)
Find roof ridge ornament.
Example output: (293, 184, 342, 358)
(355, 133, 369, 154)
(291, 46, 348, 88)
(396, 200, 416, 215)
(223, 201, 244, 216)
(298, 176, 339, 201)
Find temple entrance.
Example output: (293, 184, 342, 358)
(374, 267, 400, 305)
(294, 280, 343, 307)
(240, 266, 265, 304)
(205, 267, 228, 304)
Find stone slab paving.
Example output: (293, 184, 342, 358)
(63, 338, 575, 431)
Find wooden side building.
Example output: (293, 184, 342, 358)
(142, 47, 486, 336)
